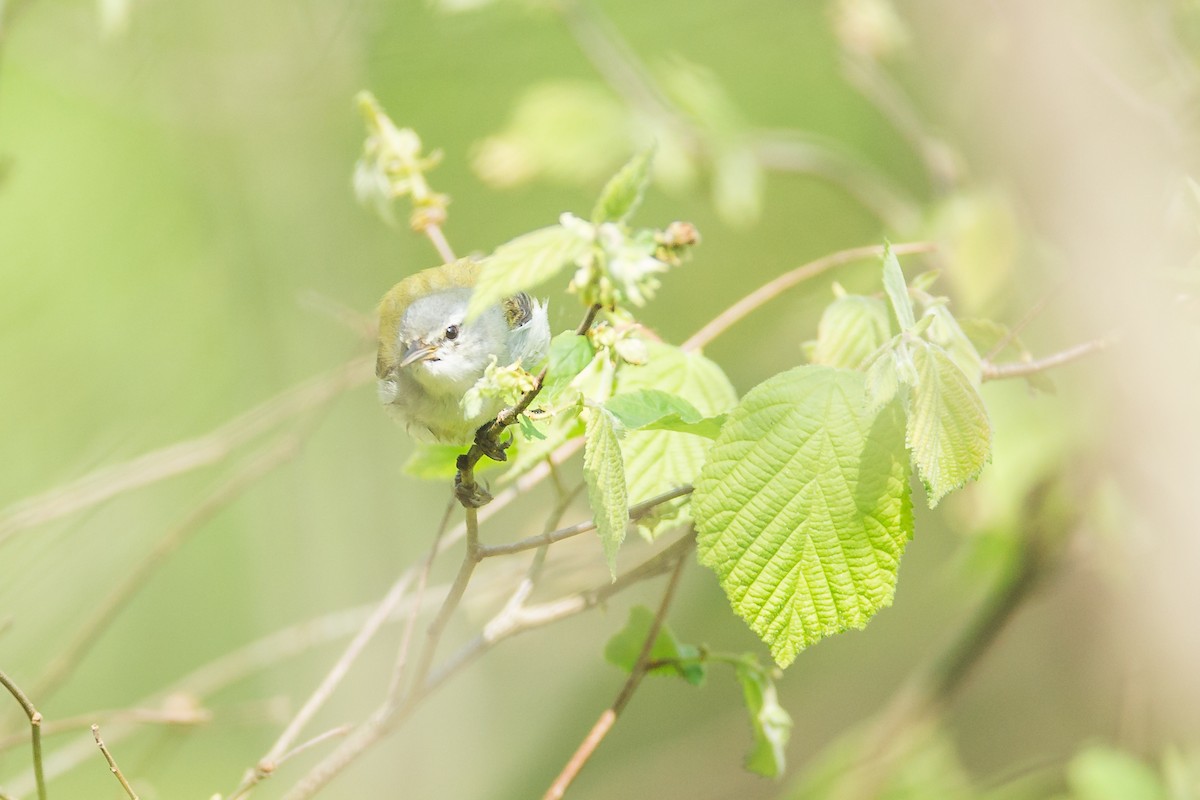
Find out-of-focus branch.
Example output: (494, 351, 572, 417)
(0, 703, 210, 752)
(980, 334, 1118, 382)
(821, 479, 1081, 800)
(0, 354, 372, 547)
(559, 0, 921, 229)
(682, 241, 937, 352)
(280, 534, 695, 800)
(34, 435, 303, 701)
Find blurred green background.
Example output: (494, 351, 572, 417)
(2, 0, 1199, 798)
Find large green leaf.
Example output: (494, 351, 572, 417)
(467, 224, 592, 320)
(615, 342, 738, 538)
(906, 342, 992, 507)
(583, 407, 629, 576)
(591, 148, 654, 224)
(693, 366, 912, 667)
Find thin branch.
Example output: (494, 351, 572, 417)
(682, 242, 937, 353)
(0, 354, 372, 547)
(543, 551, 689, 800)
(34, 435, 302, 701)
(575, 303, 603, 336)
(91, 724, 138, 800)
(423, 224, 456, 264)
(280, 534, 695, 800)
(385, 493, 458, 703)
(406, 506, 482, 698)
(274, 725, 352, 770)
(980, 335, 1118, 382)
(840, 54, 961, 193)
(0, 704, 210, 752)
(1, 669, 46, 800)
(224, 571, 418, 800)
(476, 484, 693, 559)
(435, 535, 695, 705)
(981, 283, 1062, 363)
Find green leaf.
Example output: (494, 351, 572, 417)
(583, 407, 629, 577)
(693, 366, 912, 668)
(605, 389, 725, 439)
(592, 148, 655, 224)
(615, 342, 738, 539)
(924, 304, 982, 385)
(467, 224, 592, 320)
(712, 146, 765, 228)
(736, 660, 793, 777)
(811, 294, 892, 370)
(864, 346, 901, 413)
(1068, 746, 1167, 800)
(471, 80, 633, 189)
(498, 407, 583, 485)
(404, 443, 503, 480)
(541, 331, 595, 401)
(518, 414, 545, 441)
(881, 244, 916, 331)
(907, 342, 992, 507)
(604, 605, 706, 686)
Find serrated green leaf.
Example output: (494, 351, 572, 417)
(584, 407, 629, 577)
(864, 347, 901, 413)
(592, 148, 655, 224)
(924, 305, 982, 385)
(605, 389, 725, 439)
(541, 331, 595, 401)
(736, 661, 793, 777)
(882, 244, 916, 331)
(604, 605, 706, 686)
(811, 294, 892, 370)
(1068, 746, 1167, 800)
(467, 225, 592, 320)
(694, 366, 912, 667)
(615, 342, 738, 539)
(907, 342, 992, 507)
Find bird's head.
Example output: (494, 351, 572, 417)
(381, 287, 510, 397)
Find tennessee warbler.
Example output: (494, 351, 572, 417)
(376, 258, 551, 445)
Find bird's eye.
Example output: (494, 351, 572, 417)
(444, 324, 460, 341)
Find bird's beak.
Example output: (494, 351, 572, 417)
(399, 341, 439, 368)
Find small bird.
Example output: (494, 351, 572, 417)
(376, 258, 550, 446)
